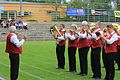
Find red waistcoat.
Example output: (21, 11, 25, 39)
(91, 39, 102, 48)
(91, 29, 102, 48)
(5, 33, 22, 54)
(117, 39, 120, 46)
(78, 31, 91, 49)
(105, 33, 117, 54)
(68, 33, 78, 47)
(59, 31, 66, 46)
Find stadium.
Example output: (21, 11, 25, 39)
(0, 0, 120, 80)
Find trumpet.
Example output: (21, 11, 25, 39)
(50, 24, 62, 39)
(112, 23, 120, 32)
(89, 22, 96, 32)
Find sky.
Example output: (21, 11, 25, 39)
(66, 0, 71, 2)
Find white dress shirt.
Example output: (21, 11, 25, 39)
(78, 31, 91, 39)
(91, 28, 103, 39)
(78, 32, 87, 38)
(10, 33, 25, 47)
(106, 31, 118, 44)
(65, 33, 77, 40)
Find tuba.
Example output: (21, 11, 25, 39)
(50, 24, 61, 39)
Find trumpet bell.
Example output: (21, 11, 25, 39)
(50, 24, 61, 38)
(112, 23, 120, 31)
(90, 22, 96, 32)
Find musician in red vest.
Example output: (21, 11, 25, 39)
(55, 24, 66, 69)
(77, 21, 91, 76)
(101, 24, 118, 80)
(5, 26, 27, 80)
(66, 24, 78, 72)
(90, 21, 102, 79)
(116, 32, 120, 70)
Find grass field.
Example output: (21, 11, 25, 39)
(0, 41, 120, 80)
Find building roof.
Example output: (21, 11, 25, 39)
(0, 1, 51, 5)
(0, 1, 66, 6)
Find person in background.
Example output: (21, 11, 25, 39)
(100, 24, 118, 80)
(23, 22, 28, 30)
(55, 24, 66, 69)
(5, 26, 27, 80)
(77, 21, 91, 76)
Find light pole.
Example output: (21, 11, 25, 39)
(55, 0, 58, 21)
(20, 0, 23, 17)
(87, 0, 90, 22)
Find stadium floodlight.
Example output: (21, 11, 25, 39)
(20, 0, 23, 17)
(111, 0, 117, 10)
(66, 0, 71, 2)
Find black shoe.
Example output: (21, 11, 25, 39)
(71, 70, 76, 73)
(91, 76, 95, 78)
(118, 68, 120, 70)
(95, 78, 100, 80)
(56, 67, 64, 69)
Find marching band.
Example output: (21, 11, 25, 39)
(50, 21, 120, 80)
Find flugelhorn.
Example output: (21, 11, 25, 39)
(50, 24, 62, 39)
(89, 22, 96, 32)
(112, 23, 120, 32)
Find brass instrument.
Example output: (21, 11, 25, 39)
(112, 23, 120, 32)
(50, 24, 61, 39)
(89, 22, 96, 32)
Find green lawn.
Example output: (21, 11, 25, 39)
(0, 41, 120, 80)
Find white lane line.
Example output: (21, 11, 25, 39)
(0, 63, 45, 80)
(0, 55, 73, 80)
(0, 76, 6, 80)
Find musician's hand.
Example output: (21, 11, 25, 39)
(54, 34, 58, 39)
(24, 35, 27, 41)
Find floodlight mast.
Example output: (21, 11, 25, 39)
(20, 0, 22, 17)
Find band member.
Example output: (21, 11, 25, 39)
(55, 24, 66, 69)
(77, 21, 91, 76)
(100, 24, 118, 80)
(90, 21, 102, 79)
(116, 32, 120, 70)
(5, 26, 27, 80)
(66, 24, 78, 72)
(102, 28, 109, 68)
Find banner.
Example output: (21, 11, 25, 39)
(114, 10, 120, 17)
(67, 8, 86, 16)
(91, 10, 107, 16)
(0, 6, 4, 13)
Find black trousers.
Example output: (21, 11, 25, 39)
(78, 47, 89, 74)
(68, 47, 77, 71)
(104, 53, 116, 80)
(9, 53, 19, 80)
(115, 46, 120, 69)
(91, 47, 101, 78)
(56, 45, 65, 69)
